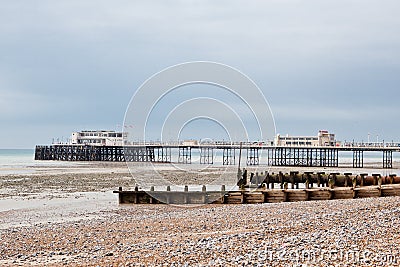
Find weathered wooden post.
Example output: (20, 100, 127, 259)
(149, 186, 155, 204)
(261, 183, 266, 190)
(237, 168, 242, 183)
(328, 177, 335, 189)
(304, 172, 313, 189)
(265, 173, 270, 189)
(360, 173, 368, 187)
(377, 175, 383, 197)
(330, 173, 339, 187)
(283, 182, 288, 202)
(317, 172, 325, 187)
(279, 172, 284, 189)
(289, 172, 295, 189)
(134, 186, 139, 204)
(252, 172, 258, 186)
(389, 174, 396, 184)
(352, 176, 357, 189)
(237, 169, 247, 189)
(372, 174, 380, 186)
(221, 184, 226, 192)
(304, 172, 313, 188)
(317, 172, 324, 187)
(118, 187, 123, 204)
(290, 171, 299, 189)
(294, 171, 299, 185)
(219, 185, 226, 204)
(201, 185, 206, 204)
(166, 185, 171, 204)
(271, 173, 275, 189)
(344, 173, 352, 187)
(283, 182, 288, 190)
(184, 185, 189, 204)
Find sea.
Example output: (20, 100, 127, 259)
(0, 149, 79, 175)
(0, 148, 398, 175)
(0, 149, 35, 166)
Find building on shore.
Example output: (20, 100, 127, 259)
(274, 130, 338, 146)
(70, 130, 127, 146)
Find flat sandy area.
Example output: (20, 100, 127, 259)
(0, 162, 400, 266)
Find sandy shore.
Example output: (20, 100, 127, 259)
(1, 162, 400, 266)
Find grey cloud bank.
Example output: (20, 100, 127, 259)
(0, 0, 399, 148)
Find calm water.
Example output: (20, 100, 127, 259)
(0, 149, 397, 175)
(0, 149, 35, 167)
(0, 149, 81, 175)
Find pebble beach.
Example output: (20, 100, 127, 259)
(1, 197, 400, 266)
(1, 162, 400, 266)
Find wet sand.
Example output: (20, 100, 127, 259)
(1, 162, 400, 266)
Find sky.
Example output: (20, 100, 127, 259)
(0, 0, 399, 148)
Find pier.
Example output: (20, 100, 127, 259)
(35, 141, 400, 168)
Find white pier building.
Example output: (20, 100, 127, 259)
(274, 130, 338, 146)
(70, 130, 127, 146)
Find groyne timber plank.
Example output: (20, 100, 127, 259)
(332, 188, 354, 200)
(244, 192, 265, 204)
(263, 190, 286, 203)
(286, 190, 308, 202)
(355, 187, 381, 198)
(307, 189, 331, 201)
(225, 192, 244, 204)
(381, 187, 400, 197)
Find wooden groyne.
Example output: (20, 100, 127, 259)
(114, 185, 400, 205)
(114, 172, 400, 205)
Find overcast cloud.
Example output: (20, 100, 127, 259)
(0, 0, 399, 148)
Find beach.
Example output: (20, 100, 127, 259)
(1, 160, 400, 266)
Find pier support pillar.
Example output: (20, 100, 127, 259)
(222, 148, 235, 165)
(200, 147, 213, 164)
(383, 150, 393, 169)
(353, 150, 363, 168)
(156, 147, 171, 163)
(146, 147, 155, 162)
(178, 147, 191, 164)
(247, 147, 259, 165)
